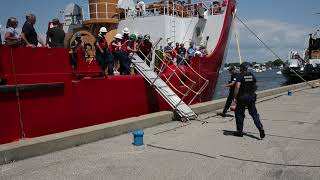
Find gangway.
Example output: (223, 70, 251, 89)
(130, 38, 209, 121)
(131, 54, 197, 120)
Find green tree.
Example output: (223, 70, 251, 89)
(273, 59, 284, 67)
(242, 61, 252, 67)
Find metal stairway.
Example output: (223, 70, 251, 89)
(131, 54, 197, 120)
(170, 2, 176, 43)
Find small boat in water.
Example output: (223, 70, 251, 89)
(282, 29, 320, 82)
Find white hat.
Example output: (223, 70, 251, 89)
(194, 51, 203, 57)
(114, 33, 122, 39)
(122, 27, 130, 34)
(99, 27, 108, 33)
(168, 40, 173, 44)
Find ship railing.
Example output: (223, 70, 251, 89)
(136, 38, 196, 108)
(122, 0, 226, 20)
(150, 39, 209, 106)
(137, 38, 209, 107)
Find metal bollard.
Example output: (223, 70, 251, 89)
(132, 130, 144, 146)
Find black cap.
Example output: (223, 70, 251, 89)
(52, 18, 60, 25)
(240, 63, 248, 71)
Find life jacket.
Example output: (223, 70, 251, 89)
(121, 35, 129, 44)
(109, 40, 121, 53)
(121, 40, 131, 53)
(122, 40, 137, 53)
(96, 35, 108, 50)
(239, 72, 257, 97)
(172, 47, 179, 58)
(140, 41, 152, 56)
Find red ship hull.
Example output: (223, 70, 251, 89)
(0, 0, 235, 144)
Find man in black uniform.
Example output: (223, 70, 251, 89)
(46, 19, 65, 48)
(218, 66, 238, 117)
(233, 64, 265, 139)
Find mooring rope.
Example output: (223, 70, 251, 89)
(10, 48, 26, 138)
(235, 15, 314, 88)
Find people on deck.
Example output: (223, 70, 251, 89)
(138, 34, 153, 66)
(21, 14, 45, 47)
(199, 42, 208, 56)
(70, 32, 84, 69)
(4, 17, 22, 46)
(122, 27, 130, 44)
(137, 34, 144, 45)
(173, 42, 180, 62)
(177, 43, 187, 65)
(95, 27, 114, 75)
(46, 18, 65, 48)
(164, 40, 174, 62)
(136, 0, 146, 16)
(109, 33, 123, 74)
(120, 33, 138, 75)
(187, 41, 196, 63)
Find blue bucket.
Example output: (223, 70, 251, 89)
(288, 90, 293, 96)
(132, 130, 144, 146)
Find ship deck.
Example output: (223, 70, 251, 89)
(1, 87, 320, 179)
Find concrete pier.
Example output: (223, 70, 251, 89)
(1, 86, 320, 179)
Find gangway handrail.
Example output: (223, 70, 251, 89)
(138, 39, 197, 88)
(138, 38, 209, 105)
(137, 45, 197, 98)
(157, 44, 210, 104)
(137, 38, 197, 87)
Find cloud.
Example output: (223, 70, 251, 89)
(226, 18, 314, 63)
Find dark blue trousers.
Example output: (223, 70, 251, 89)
(222, 93, 234, 114)
(235, 94, 263, 132)
(96, 50, 114, 75)
(116, 51, 131, 75)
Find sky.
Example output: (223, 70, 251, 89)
(0, 0, 319, 63)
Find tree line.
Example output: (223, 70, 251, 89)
(224, 59, 284, 68)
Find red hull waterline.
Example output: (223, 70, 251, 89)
(0, 0, 236, 144)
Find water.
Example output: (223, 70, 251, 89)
(213, 69, 287, 99)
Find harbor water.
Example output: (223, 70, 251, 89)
(213, 69, 287, 99)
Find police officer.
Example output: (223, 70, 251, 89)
(233, 64, 265, 139)
(218, 66, 238, 117)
